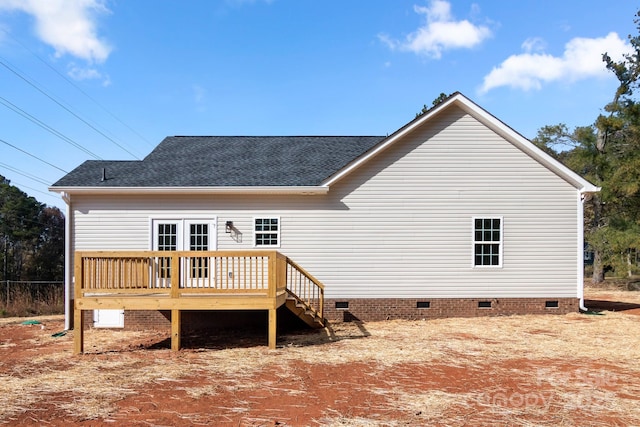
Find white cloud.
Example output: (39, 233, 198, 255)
(193, 84, 207, 103)
(192, 84, 207, 112)
(66, 63, 110, 86)
(521, 37, 546, 53)
(67, 65, 101, 80)
(0, 22, 9, 42)
(480, 32, 632, 93)
(379, 0, 492, 59)
(0, 0, 112, 63)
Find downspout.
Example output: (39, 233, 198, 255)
(61, 192, 72, 330)
(578, 191, 588, 311)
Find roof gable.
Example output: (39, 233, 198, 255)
(323, 93, 599, 193)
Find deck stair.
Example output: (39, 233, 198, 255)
(285, 291, 326, 328)
(282, 256, 326, 328)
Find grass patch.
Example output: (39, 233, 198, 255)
(0, 282, 63, 317)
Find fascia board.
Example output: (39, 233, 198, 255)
(48, 186, 328, 196)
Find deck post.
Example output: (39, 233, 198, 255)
(268, 251, 277, 298)
(74, 308, 84, 354)
(170, 253, 180, 299)
(171, 309, 181, 351)
(73, 252, 84, 354)
(268, 308, 277, 349)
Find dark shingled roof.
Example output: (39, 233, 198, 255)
(52, 136, 386, 187)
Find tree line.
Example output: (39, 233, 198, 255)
(532, 11, 640, 282)
(0, 175, 64, 282)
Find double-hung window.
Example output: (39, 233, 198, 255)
(254, 217, 280, 247)
(473, 217, 502, 267)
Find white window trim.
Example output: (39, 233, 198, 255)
(253, 216, 281, 248)
(149, 217, 217, 250)
(472, 216, 503, 269)
(184, 219, 217, 251)
(151, 219, 183, 250)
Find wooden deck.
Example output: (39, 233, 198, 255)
(73, 250, 325, 353)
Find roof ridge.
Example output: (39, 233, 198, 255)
(169, 135, 385, 138)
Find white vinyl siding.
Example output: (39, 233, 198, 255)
(70, 106, 581, 300)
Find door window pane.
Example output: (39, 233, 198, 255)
(157, 223, 177, 278)
(189, 223, 209, 278)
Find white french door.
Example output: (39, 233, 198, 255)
(152, 218, 217, 287)
(184, 220, 214, 287)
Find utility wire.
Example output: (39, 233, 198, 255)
(0, 95, 102, 159)
(0, 137, 68, 174)
(0, 189, 65, 227)
(1, 173, 64, 209)
(0, 57, 141, 159)
(5, 32, 154, 149)
(15, 214, 64, 230)
(0, 162, 51, 186)
(3, 179, 56, 200)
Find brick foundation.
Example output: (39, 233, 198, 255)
(324, 297, 579, 322)
(79, 297, 579, 330)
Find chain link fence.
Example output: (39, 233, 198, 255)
(0, 281, 64, 317)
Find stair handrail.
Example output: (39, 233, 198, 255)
(285, 257, 325, 321)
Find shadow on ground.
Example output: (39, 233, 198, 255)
(584, 299, 640, 314)
(140, 309, 372, 351)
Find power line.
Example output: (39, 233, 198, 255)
(0, 174, 64, 208)
(2, 179, 55, 200)
(0, 137, 68, 174)
(0, 184, 64, 228)
(0, 95, 102, 159)
(0, 162, 51, 186)
(0, 57, 141, 160)
(20, 214, 65, 230)
(5, 32, 154, 150)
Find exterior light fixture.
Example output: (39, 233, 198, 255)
(225, 221, 233, 233)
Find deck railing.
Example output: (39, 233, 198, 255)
(75, 250, 292, 297)
(75, 251, 324, 317)
(285, 257, 324, 320)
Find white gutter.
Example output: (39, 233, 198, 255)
(61, 192, 72, 330)
(49, 185, 328, 196)
(578, 191, 589, 311)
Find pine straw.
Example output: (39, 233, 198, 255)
(0, 328, 193, 421)
(1, 297, 640, 425)
(0, 314, 64, 326)
(585, 286, 640, 303)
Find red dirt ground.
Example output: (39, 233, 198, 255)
(1, 290, 639, 426)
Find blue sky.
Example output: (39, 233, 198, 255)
(0, 0, 637, 208)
